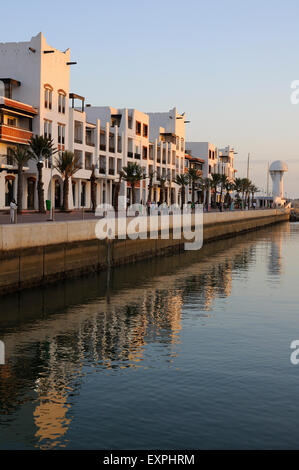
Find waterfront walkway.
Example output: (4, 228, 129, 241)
(0, 210, 96, 225)
(0, 207, 272, 225)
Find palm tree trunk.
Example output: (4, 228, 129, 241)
(37, 161, 46, 213)
(220, 188, 223, 211)
(181, 187, 185, 210)
(17, 164, 23, 214)
(63, 175, 69, 211)
(90, 171, 97, 212)
(132, 183, 136, 204)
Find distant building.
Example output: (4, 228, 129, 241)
(186, 142, 217, 178)
(216, 145, 237, 181)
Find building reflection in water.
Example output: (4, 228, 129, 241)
(0, 223, 288, 449)
(267, 223, 290, 277)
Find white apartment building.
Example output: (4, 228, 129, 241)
(85, 106, 186, 206)
(216, 145, 237, 181)
(147, 107, 186, 205)
(0, 33, 187, 211)
(186, 142, 237, 181)
(186, 142, 217, 178)
(85, 106, 148, 207)
(0, 33, 73, 210)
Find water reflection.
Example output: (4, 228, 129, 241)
(0, 222, 291, 449)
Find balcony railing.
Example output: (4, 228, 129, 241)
(86, 139, 95, 147)
(109, 147, 115, 153)
(74, 138, 83, 144)
(134, 153, 141, 159)
(0, 124, 33, 145)
(100, 144, 106, 151)
(109, 168, 115, 175)
(99, 167, 106, 174)
(127, 151, 133, 158)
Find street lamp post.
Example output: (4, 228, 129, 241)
(48, 152, 54, 221)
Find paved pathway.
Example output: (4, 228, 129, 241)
(0, 210, 97, 225)
(0, 207, 272, 226)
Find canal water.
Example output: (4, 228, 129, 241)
(0, 222, 299, 450)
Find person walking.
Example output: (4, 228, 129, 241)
(10, 199, 18, 224)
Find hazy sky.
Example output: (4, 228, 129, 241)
(1, 0, 298, 197)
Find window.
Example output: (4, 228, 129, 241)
(142, 146, 148, 159)
(7, 117, 17, 127)
(143, 124, 148, 137)
(181, 138, 184, 152)
(136, 121, 141, 135)
(58, 124, 65, 144)
(58, 91, 66, 114)
(44, 120, 52, 139)
(7, 147, 14, 165)
(44, 85, 53, 110)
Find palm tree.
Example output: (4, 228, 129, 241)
(55, 151, 80, 211)
(158, 177, 166, 204)
(188, 168, 201, 204)
(202, 177, 211, 209)
(219, 175, 229, 211)
(90, 165, 97, 212)
(29, 135, 57, 213)
(175, 174, 189, 209)
(249, 184, 259, 208)
(224, 181, 234, 208)
(11, 145, 31, 214)
(240, 178, 251, 209)
(210, 173, 222, 208)
(113, 170, 124, 212)
(233, 177, 243, 209)
(147, 169, 156, 206)
(122, 162, 145, 204)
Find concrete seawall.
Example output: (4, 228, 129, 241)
(0, 209, 289, 294)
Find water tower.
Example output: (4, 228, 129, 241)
(269, 160, 288, 206)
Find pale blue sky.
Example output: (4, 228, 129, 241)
(2, 0, 299, 196)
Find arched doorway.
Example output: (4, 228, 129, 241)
(54, 179, 62, 208)
(5, 175, 15, 207)
(81, 182, 86, 207)
(27, 178, 36, 209)
(72, 181, 76, 207)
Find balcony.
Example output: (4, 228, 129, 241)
(134, 153, 141, 160)
(100, 144, 106, 151)
(99, 167, 106, 174)
(109, 168, 115, 175)
(127, 151, 133, 158)
(0, 124, 33, 145)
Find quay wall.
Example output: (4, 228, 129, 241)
(0, 209, 289, 294)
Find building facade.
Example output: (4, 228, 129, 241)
(0, 33, 188, 211)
